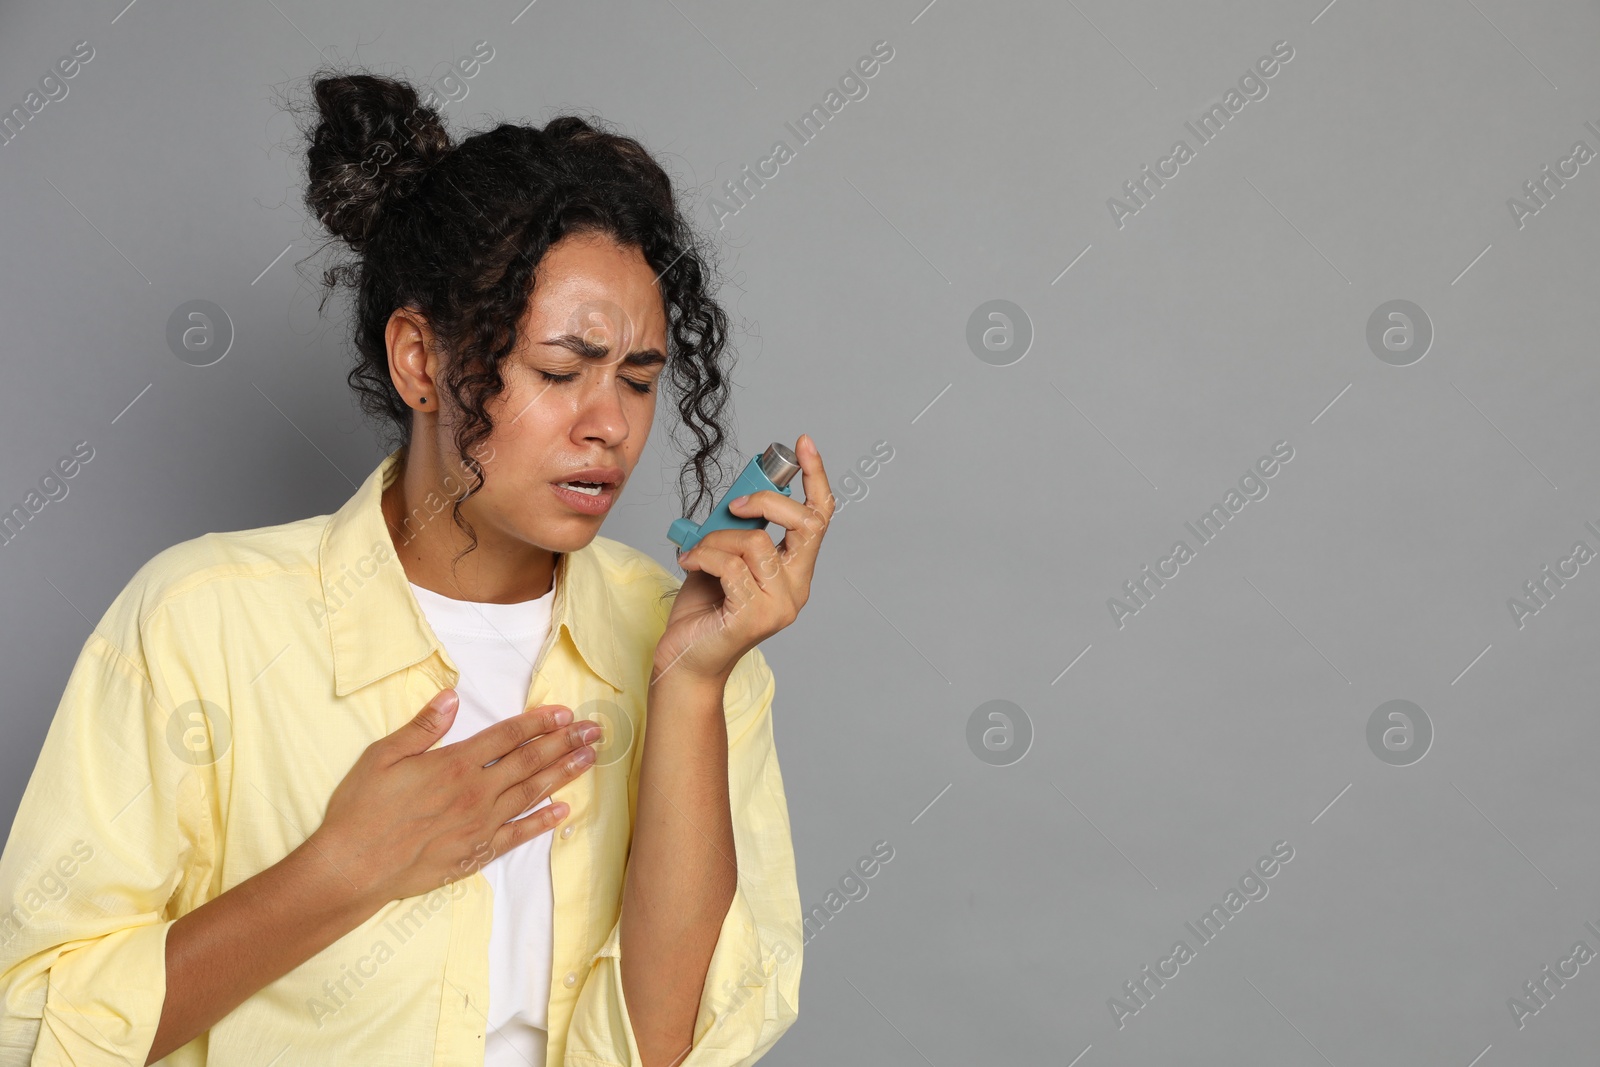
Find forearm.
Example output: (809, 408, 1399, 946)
(621, 669, 739, 1067)
(146, 834, 380, 1064)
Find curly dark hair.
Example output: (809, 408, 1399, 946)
(288, 69, 737, 568)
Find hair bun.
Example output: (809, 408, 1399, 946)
(302, 73, 453, 251)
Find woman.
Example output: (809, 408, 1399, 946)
(0, 72, 826, 1066)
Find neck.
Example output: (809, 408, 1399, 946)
(381, 443, 557, 604)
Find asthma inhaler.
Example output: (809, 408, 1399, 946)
(668, 442, 802, 555)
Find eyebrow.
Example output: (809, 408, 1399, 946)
(540, 333, 668, 367)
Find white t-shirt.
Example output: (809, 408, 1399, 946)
(409, 580, 557, 1067)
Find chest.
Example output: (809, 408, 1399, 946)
(206, 641, 644, 895)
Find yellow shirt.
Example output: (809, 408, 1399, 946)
(0, 446, 802, 1066)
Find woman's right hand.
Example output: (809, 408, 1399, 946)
(307, 688, 602, 909)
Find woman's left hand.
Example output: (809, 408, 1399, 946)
(655, 434, 834, 685)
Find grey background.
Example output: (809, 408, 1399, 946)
(2, 0, 1596, 1063)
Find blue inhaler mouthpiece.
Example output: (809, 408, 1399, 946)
(669, 442, 801, 555)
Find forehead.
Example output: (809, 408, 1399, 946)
(524, 231, 669, 346)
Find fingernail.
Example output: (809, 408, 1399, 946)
(731, 494, 749, 507)
(553, 708, 573, 725)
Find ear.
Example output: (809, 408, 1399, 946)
(386, 307, 439, 409)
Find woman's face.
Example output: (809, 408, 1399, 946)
(436, 230, 670, 554)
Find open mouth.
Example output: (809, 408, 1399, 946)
(550, 476, 619, 514)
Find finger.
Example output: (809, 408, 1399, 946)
(445, 702, 572, 768)
(780, 434, 833, 567)
(796, 433, 834, 509)
(687, 527, 782, 592)
(731, 488, 828, 572)
(727, 490, 817, 550)
(489, 797, 573, 856)
(489, 718, 601, 793)
(679, 544, 760, 614)
(382, 689, 460, 761)
(493, 740, 596, 825)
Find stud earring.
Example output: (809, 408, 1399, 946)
(419, 397, 427, 404)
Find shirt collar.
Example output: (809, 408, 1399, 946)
(319, 446, 626, 697)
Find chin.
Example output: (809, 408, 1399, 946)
(530, 518, 606, 555)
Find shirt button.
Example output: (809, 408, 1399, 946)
(564, 971, 579, 988)
(560, 825, 574, 839)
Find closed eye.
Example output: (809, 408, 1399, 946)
(539, 370, 653, 395)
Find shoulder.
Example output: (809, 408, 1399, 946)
(586, 533, 678, 583)
(585, 534, 682, 609)
(585, 534, 775, 699)
(97, 512, 330, 652)
(581, 536, 683, 664)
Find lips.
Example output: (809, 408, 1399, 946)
(552, 466, 624, 491)
(550, 466, 624, 515)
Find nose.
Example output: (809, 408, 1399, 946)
(570, 375, 630, 447)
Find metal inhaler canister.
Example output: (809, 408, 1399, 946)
(668, 442, 801, 555)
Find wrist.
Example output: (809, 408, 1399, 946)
(297, 828, 386, 921)
(648, 662, 731, 700)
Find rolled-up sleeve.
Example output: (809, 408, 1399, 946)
(566, 646, 803, 1067)
(0, 625, 212, 1067)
